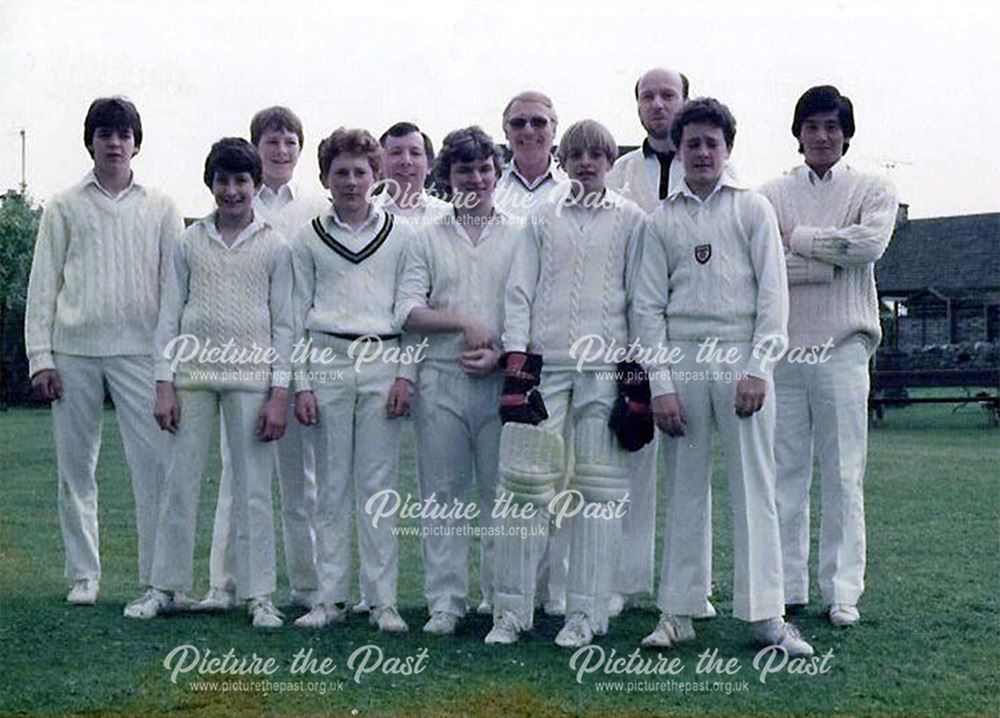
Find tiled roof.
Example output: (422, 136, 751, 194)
(877, 212, 1000, 294)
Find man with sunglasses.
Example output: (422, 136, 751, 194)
(494, 90, 568, 218)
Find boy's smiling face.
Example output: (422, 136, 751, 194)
(324, 153, 376, 216)
(257, 128, 300, 188)
(212, 169, 257, 223)
(563, 147, 612, 197)
(679, 122, 730, 198)
(449, 157, 497, 210)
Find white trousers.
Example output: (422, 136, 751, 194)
(414, 364, 502, 616)
(310, 335, 401, 608)
(50, 353, 165, 585)
(207, 402, 318, 596)
(494, 370, 629, 631)
(657, 342, 784, 622)
(150, 389, 277, 600)
(774, 339, 869, 606)
(618, 437, 657, 597)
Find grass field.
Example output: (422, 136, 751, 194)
(1, 400, 998, 717)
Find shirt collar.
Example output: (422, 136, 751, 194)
(507, 156, 557, 191)
(641, 138, 676, 162)
(668, 172, 745, 204)
(327, 203, 379, 233)
(256, 182, 296, 209)
(197, 211, 267, 250)
(804, 161, 846, 184)
(83, 170, 138, 201)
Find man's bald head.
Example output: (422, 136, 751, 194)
(634, 68, 689, 142)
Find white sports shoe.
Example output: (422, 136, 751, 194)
(754, 618, 814, 657)
(294, 603, 346, 629)
(607, 593, 626, 618)
(371, 605, 409, 633)
(695, 598, 717, 619)
(248, 597, 284, 630)
(555, 613, 594, 649)
(197, 587, 235, 611)
(124, 588, 171, 619)
(67, 579, 99, 605)
(484, 609, 521, 645)
(641, 613, 696, 648)
(829, 604, 860, 628)
(423, 611, 459, 635)
(476, 600, 492, 616)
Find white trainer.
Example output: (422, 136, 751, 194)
(248, 597, 284, 630)
(351, 600, 371, 615)
(695, 598, 717, 619)
(422, 611, 459, 635)
(754, 618, 814, 657)
(476, 600, 492, 616)
(124, 588, 171, 619)
(67, 579, 99, 605)
(829, 604, 860, 628)
(484, 609, 521, 645)
(641, 613, 696, 648)
(294, 603, 346, 629)
(555, 613, 594, 649)
(371, 605, 409, 634)
(197, 587, 235, 611)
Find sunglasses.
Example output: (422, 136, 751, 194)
(508, 116, 550, 129)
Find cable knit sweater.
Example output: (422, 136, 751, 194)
(502, 190, 645, 370)
(24, 174, 183, 377)
(633, 178, 789, 396)
(154, 215, 293, 393)
(759, 163, 896, 352)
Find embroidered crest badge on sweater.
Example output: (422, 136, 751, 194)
(695, 244, 712, 264)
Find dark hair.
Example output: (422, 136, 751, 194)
(669, 97, 737, 150)
(633, 71, 690, 100)
(380, 122, 435, 163)
(431, 126, 504, 197)
(317, 128, 382, 178)
(203, 137, 262, 188)
(83, 97, 143, 155)
(792, 85, 855, 154)
(250, 106, 305, 148)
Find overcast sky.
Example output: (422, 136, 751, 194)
(1, 0, 998, 219)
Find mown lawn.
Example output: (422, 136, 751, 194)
(1, 400, 997, 717)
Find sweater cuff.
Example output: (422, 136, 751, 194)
(154, 360, 174, 383)
(270, 369, 291, 389)
(294, 370, 312, 393)
(790, 226, 820, 257)
(28, 351, 55, 379)
(396, 361, 417, 383)
(785, 254, 835, 284)
(648, 368, 677, 398)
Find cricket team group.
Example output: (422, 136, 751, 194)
(24, 65, 897, 657)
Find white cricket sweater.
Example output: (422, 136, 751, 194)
(290, 206, 412, 390)
(503, 190, 645, 370)
(395, 208, 527, 366)
(634, 177, 789, 396)
(605, 143, 683, 214)
(24, 174, 183, 377)
(254, 182, 330, 243)
(760, 163, 896, 352)
(155, 214, 293, 392)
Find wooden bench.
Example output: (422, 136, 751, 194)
(869, 368, 1000, 425)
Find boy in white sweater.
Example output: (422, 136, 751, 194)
(291, 128, 413, 633)
(24, 97, 183, 606)
(201, 107, 328, 613)
(124, 138, 292, 629)
(395, 126, 525, 635)
(761, 86, 896, 628)
(486, 119, 645, 649)
(633, 98, 812, 656)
